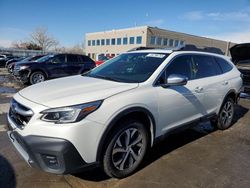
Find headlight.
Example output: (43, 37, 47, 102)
(40, 100, 102, 123)
(20, 65, 29, 70)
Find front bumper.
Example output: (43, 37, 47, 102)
(13, 69, 30, 83)
(7, 115, 99, 174)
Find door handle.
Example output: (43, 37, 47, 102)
(222, 81, 229, 86)
(195, 86, 203, 93)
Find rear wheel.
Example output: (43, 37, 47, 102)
(103, 120, 149, 178)
(30, 71, 46, 85)
(211, 98, 235, 130)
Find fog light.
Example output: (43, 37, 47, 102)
(42, 154, 59, 168)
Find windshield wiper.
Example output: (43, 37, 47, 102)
(88, 74, 122, 82)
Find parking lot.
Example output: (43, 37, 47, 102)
(0, 67, 250, 188)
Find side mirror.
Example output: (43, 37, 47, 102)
(161, 74, 188, 87)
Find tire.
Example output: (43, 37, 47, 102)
(211, 98, 235, 130)
(103, 120, 149, 178)
(29, 71, 46, 85)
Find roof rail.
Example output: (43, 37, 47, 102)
(174, 44, 224, 55)
(127, 46, 156, 52)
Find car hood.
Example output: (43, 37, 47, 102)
(230, 43, 250, 63)
(18, 75, 138, 107)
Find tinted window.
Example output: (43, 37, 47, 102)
(101, 39, 105, 45)
(157, 55, 192, 85)
(215, 57, 233, 73)
(129, 37, 134, 44)
(150, 36, 156, 45)
(192, 55, 222, 79)
(67, 55, 79, 63)
(52, 55, 66, 64)
(97, 40, 100, 46)
(123, 37, 128, 45)
(169, 39, 174, 47)
(166, 55, 192, 79)
(117, 38, 121, 45)
(157, 37, 162, 45)
(136, 36, 142, 44)
(111, 38, 116, 45)
(106, 39, 110, 45)
(81, 55, 94, 63)
(163, 38, 168, 46)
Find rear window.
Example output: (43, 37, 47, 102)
(215, 57, 233, 73)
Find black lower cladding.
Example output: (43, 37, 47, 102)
(10, 131, 96, 174)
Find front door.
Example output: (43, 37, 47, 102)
(155, 55, 206, 135)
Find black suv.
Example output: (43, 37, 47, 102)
(230, 43, 250, 95)
(13, 53, 96, 84)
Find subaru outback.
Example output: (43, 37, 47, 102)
(7, 48, 242, 178)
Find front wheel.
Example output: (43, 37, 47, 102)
(103, 120, 149, 178)
(29, 71, 46, 85)
(211, 98, 235, 130)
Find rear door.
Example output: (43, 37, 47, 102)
(65, 54, 81, 75)
(191, 54, 224, 114)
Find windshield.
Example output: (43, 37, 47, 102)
(35, 55, 54, 62)
(84, 52, 169, 83)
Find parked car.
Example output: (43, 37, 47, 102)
(95, 55, 110, 66)
(7, 47, 242, 178)
(7, 55, 45, 73)
(230, 43, 250, 95)
(13, 53, 95, 84)
(0, 54, 15, 67)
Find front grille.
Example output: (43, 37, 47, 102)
(9, 99, 33, 129)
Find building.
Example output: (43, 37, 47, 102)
(85, 26, 235, 60)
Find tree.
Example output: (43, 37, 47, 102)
(12, 41, 42, 50)
(30, 27, 59, 51)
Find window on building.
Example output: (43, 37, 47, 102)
(111, 38, 116, 45)
(157, 37, 162, 46)
(97, 40, 100, 46)
(88, 53, 91, 57)
(130, 37, 135, 44)
(169, 39, 173, 47)
(180, 40, 185, 46)
(101, 39, 105, 45)
(163, 38, 168, 46)
(174, 40, 179, 47)
(106, 39, 110, 45)
(88, 40, 91, 46)
(92, 40, 95, 46)
(123, 37, 128, 45)
(136, 36, 142, 44)
(117, 38, 121, 45)
(150, 36, 156, 45)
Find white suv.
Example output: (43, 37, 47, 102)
(7, 48, 242, 178)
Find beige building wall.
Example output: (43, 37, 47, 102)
(85, 26, 148, 59)
(146, 27, 235, 55)
(85, 26, 236, 60)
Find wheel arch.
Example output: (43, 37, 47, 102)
(29, 69, 48, 79)
(96, 107, 156, 162)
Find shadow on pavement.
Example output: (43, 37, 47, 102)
(73, 104, 249, 182)
(0, 155, 16, 188)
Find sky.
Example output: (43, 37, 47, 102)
(1, 0, 250, 48)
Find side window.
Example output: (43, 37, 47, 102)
(215, 57, 233, 73)
(80, 55, 93, 63)
(51, 55, 66, 64)
(192, 55, 222, 79)
(67, 55, 79, 64)
(157, 55, 192, 84)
